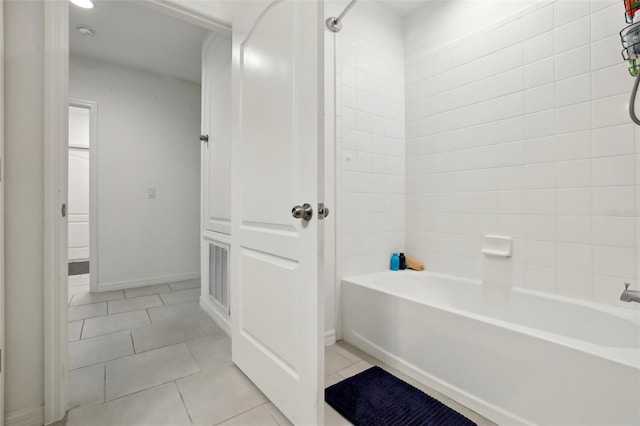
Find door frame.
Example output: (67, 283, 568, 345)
(43, 1, 231, 423)
(0, 0, 5, 423)
(68, 99, 97, 291)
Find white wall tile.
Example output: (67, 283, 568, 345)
(592, 186, 636, 216)
(592, 124, 635, 157)
(525, 136, 555, 163)
(524, 31, 555, 64)
(404, 2, 637, 305)
(525, 265, 557, 293)
(556, 188, 592, 215)
(592, 216, 636, 247)
(592, 94, 630, 128)
(557, 216, 592, 244)
(556, 269, 592, 299)
(524, 57, 555, 89)
(554, 45, 590, 81)
(524, 83, 555, 113)
(556, 159, 591, 187)
(556, 130, 591, 160)
(593, 245, 636, 276)
(555, 0, 591, 28)
(554, 16, 590, 54)
(592, 155, 635, 186)
(525, 163, 556, 189)
(557, 242, 592, 272)
(554, 73, 591, 108)
(591, 34, 623, 71)
(591, 3, 620, 42)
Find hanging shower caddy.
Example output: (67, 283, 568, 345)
(619, 0, 640, 124)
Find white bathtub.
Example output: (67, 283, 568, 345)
(341, 270, 640, 426)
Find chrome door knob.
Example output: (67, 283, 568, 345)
(292, 203, 313, 221)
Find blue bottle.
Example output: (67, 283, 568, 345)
(390, 253, 400, 271)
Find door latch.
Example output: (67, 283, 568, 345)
(318, 203, 330, 220)
(200, 134, 209, 145)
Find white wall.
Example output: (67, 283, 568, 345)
(404, 0, 639, 310)
(327, 0, 406, 338)
(333, 1, 406, 280)
(70, 55, 201, 289)
(4, 0, 45, 418)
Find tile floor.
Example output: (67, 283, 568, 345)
(67, 274, 493, 425)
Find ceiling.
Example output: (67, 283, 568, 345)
(376, 0, 428, 17)
(69, 0, 211, 84)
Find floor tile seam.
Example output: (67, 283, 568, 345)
(69, 356, 123, 372)
(130, 333, 201, 355)
(105, 374, 198, 403)
(79, 319, 85, 340)
(182, 338, 204, 373)
(173, 380, 195, 426)
(75, 326, 135, 342)
(70, 292, 126, 307)
(211, 398, 272, 426)
(124, 287, 175, 299)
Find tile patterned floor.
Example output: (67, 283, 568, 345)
(67, 274, 493, 425)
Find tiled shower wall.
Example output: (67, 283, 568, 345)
(404, 0, 639, 309)
(334, 1, 406, 283)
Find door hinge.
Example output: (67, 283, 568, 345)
(61, 203, 66, 217)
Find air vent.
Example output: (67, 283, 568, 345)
(209, 242, 229, 314)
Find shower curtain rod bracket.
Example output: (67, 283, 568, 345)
(325, 0, 358, 33)
(326, 17, 343, 32)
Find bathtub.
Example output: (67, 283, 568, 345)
(341, 270, 640, 426)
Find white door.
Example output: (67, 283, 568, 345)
(202, 33, 232, 235)
(231, 1, 324, 425)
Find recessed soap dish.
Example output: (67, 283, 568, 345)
(481, 235, 512, 258)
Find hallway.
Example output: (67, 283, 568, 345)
(66, 278, 278, 425)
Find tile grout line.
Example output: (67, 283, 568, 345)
(174, 380, 195, 425)
(103, 362, 107, 405)
(79, 319, 85, 340)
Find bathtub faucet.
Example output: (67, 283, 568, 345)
(620, 283, 640, 303)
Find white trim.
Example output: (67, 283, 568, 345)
(95, 272, 200, 292)
(43, 0, 69, 424)
(4, 406, 44, 426)
(199, 296, 231, 337)
(0, 0, 5, 421)
(68, 99, 98, 292)
(44, 3, 233, 421)
(324, 330, 336, 346)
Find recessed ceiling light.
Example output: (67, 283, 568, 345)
(77, 26, 94, 37)
(70, 0, 94, 9)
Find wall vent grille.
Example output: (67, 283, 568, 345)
(209, 242, 229, 314)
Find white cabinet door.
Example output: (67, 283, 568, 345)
(202, 34, 232, 235)
(231, 1, 324, 424)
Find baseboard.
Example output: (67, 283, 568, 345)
(324, 329, 336, 346)
(95, 272, 200, 292)
(5, 406, 44, 426)
(199, 296, 231, 337)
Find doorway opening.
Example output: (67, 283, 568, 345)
(64, 1, 241, 423)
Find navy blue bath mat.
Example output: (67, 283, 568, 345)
(325, 366, 476, 426)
